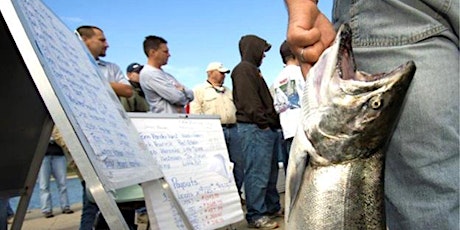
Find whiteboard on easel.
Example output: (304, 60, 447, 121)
(6, 0, 162, 190)
(130, 113, 244, 230)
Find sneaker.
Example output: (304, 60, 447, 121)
(268, 208, 284, 219)
(62, 208, 74, 214)
(43, 212, 54, 218)
(7, 215, 13, 224)
(248, 216, 279, 229)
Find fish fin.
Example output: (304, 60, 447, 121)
(285, 126, 315, 222)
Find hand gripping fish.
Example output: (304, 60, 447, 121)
(285, 24, 416, 229)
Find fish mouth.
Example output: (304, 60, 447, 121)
(335, 24, 415, 91)
(337, 24, 356, 81)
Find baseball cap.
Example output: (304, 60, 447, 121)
(126, 63, 143, 73)
(206, 62, 230, 73)
(280, 40, 294, 64)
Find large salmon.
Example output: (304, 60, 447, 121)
(285, 24, 416, 229)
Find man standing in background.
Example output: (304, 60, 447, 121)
(140, 35, 194, 113)
(189, 62, 244, 202)
(38, 127, 74, 218)
(271, 40, 305, 172)
(77, 25, 132, 98)
(231, 34, 282, 229)
(120, 62, 150, 112)
(76, 25, 133, 229)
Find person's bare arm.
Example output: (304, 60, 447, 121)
(110, 82, 133, 97)
(284, 0, 336, 75)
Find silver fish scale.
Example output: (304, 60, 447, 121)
(288, 151, 385, 230)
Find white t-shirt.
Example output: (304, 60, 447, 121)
(272, 64, 305, 139)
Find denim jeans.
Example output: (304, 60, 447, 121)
(0, 198, 7, 230)
(39, 155, 70, 213)
(333, 1, 459, 229)
(238, 123, 281, 222)
(6, 200, 13, 217)
(223, 126, 244, 195)
(79, 181, 99, 230)
(282, 137, 294, 174)
(274, 129, 285, 165)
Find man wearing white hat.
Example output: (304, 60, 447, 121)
(189, 62, 244, 202)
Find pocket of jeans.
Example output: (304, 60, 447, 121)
(332, 0, 451, 47)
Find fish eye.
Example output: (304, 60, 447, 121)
(369, 96, 383, 110)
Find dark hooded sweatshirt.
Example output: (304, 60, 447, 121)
(231, 35, 281, 130)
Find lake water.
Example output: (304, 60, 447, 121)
(9, 177, 83, 212)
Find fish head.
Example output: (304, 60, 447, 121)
(304, 24, 416, 164)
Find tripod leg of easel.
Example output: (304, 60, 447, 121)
(10, 120, 53, 230)
(142, 178, 194, 230)
(160, 178, 194, 230)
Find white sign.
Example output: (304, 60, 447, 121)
(131, 114, 244, 230)
(12, 0, 162, 189)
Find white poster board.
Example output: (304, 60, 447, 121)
(6, 0, 162, 190)
(1, 0, 164, 227)
(130, 114, 244, 230)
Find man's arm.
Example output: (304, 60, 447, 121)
(103, 62, 133, 97)
(284, 0, 335, 75)
(110, 82, 133, 97)
(148, 72, 192, 106)
(182, 87, 194, 103)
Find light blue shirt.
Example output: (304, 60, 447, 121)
(97, 59, 130, 85)
(139, 65, 194, 113)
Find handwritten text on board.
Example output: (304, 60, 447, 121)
(132, 116, 244, 230)
(16, 0, 161, 189)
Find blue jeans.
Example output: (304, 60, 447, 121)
(274, 129, 285, 165)
(6, 200, 13, 217)
(223, 126, 244, 195)
(333, 1, 459, 229)
(282, 137, 294, 174)
(79, 181, 99, 230)
(0, 198, 7, 230)
(39, 155, 70, 213)
(238, 123, 280, 222)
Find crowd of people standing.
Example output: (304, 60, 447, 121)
(26, 24, 294, 229)
(65, 25, 297, 229)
